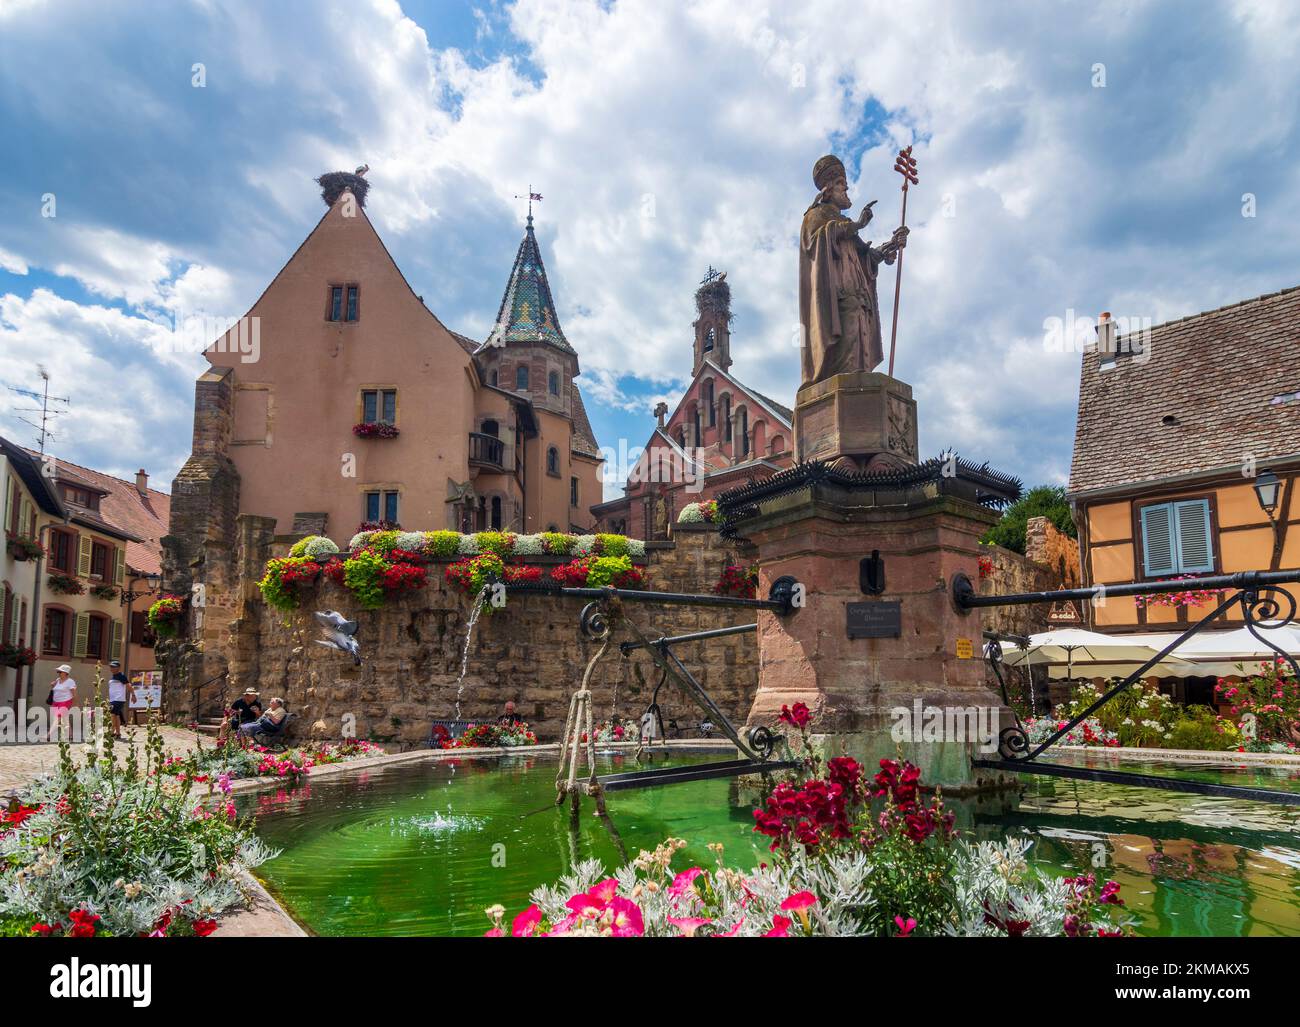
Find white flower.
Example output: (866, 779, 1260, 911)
(677, 502, 704, 523)
(627, 539, 646, 557)
(394, 532, 425, 554)
(572, 534, 598, 555)
(348, 531, 374, 551)
(304, 536, 340, 559)
(513, 534, 545, 556)
(458, 534, 480, 555)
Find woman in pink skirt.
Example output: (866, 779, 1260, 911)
(49, 664, 77, 739)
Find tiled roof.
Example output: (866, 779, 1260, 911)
(1069, 285, 1300, 495)
(570, 390, 602, 459)
(481, 217, 574, 355)
(1, 437, 64, 517)
(25, 450, 171, 575)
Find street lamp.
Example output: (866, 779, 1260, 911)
(1253, 470, 1281, 514)
(1253, 470, 1284, 561)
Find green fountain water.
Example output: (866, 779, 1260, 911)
(240, 750, 1300, 937)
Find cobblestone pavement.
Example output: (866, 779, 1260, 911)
(0, 725, 208, 796)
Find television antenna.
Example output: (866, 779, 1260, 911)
(5, 365, 70, 453)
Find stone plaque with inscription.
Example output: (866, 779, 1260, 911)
(846, 600, 902, 639)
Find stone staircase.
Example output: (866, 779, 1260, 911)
(195, 717, 226, 737)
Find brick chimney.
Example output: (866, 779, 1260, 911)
(135, 468, 149, 495)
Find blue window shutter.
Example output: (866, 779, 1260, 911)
(1174, 499, 1214, 573)
(1141, 504, 1176, 576)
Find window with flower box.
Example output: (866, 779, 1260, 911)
(365, 491, 400, 525)
(1139, 498, 1215, 577)
(361, 389, 397, 425)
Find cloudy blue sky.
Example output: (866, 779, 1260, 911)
(2, 0, 1298, 500)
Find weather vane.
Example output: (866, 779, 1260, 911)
(887, 145, 918, 377)
(514, 185, 543, 221)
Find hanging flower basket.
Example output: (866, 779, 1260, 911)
(147, 594, 187, 638)
(47, 572, 85, 596)
(0, 643, 36, 669)
(352, 421, 400, 439)
(5, 532, 44, 561)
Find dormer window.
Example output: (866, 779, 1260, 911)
(328, 284, 359, 322)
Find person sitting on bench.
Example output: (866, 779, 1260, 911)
(220, 696, 286, 742)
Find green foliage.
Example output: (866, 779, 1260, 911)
(585, 555, 635, 589)
(594, 533, 629, 557)
(425, 530, 461, 558)
(256, 557, 319, 613)
(475, 531, 516, 557)
(540, 532, 575, 555)
(1164, 706, 1240, 751)
(343, 549, 389, 610)
(365, 530, 402, 557)
(981, 484, 1076, 555)
(0, 701, 275, 937)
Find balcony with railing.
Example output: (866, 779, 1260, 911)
(468, 431, 505, 470)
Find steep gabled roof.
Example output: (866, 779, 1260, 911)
(481, 216, 575, 357)
(24, 450, 171, 575)
(1, 437, 64, 517)
(570, 390, 602, 459)
(1069, 284, 1300, 496)
(693, 359, 793, 429)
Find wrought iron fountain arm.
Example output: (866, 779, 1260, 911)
(592, 602, 766, 762)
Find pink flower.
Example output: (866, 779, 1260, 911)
(667, 916, 712, 937)
(894, 915, 916, 937)
(512, 904, 543, 937)
(484, 927, 504, 937)
(779, 891, 817, 914)
(763, 915, 792, 937)
(604, 897, 645, 937)
(668, 867, 705, 904)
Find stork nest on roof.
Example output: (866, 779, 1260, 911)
(695, 277, 733, 321)
(316, 171, 369, 208)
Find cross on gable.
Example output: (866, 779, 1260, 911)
(700, 266, 723, 285)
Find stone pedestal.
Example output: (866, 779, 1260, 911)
(739, 477, 1016, 796)
(793, 371, 918, 466)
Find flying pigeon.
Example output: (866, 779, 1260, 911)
(314, 610, 361, 665)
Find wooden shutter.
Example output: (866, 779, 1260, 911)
(2, 588, 11, 645)
(18, 497, 29, 537)
(72, 612, 89, 658)
(3, 481, 12, 535)
(113, 547, 126, 586)
(1140, 504, 1176, 577)
(1174, 499, 1214, 573)
(110, 619, 123, 661)
(9, 593, 20, 646)
(77, 535, 92, 577)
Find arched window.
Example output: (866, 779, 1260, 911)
(489, 369, 498, 387)
(704, 327, 715, 352)
(516, 365, 529, 391)
(548, 371, 560, 396)
(770, 434, 785, 455)
(703, 380, 715, 427)
(752, 419, 766, 458)
(739, 407, 749, 457)
(721, 395, 732, 442)
(546, 446, 559, 475)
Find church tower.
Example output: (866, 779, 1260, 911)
(692, 267, 732, 376)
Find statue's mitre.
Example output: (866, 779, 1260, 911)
(813, 154, 846, 189)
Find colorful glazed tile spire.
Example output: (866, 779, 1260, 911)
(483, 216, 573, 354)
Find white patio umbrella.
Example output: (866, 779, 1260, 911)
(997, 627, 1193, 682)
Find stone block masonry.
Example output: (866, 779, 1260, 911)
(168, 519, 762, 747)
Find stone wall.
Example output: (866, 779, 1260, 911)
(979, 515, 1081, 711)
(182, 520, 760, 746)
